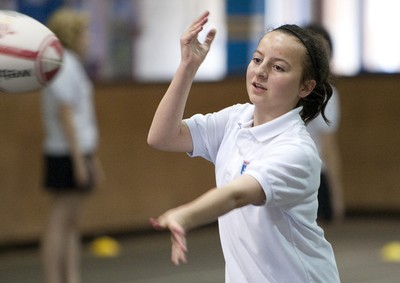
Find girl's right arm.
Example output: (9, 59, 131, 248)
(147, 11, 216, 152)
(59, 103, 89, 186)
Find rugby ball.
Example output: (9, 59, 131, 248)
(0, 10, 63, 94)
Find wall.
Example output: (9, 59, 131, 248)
(335, 75, 400, 211)
(0, 75, 399, 246)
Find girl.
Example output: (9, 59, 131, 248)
(148, 11, 340, 283)
(41, 8, 103, 283)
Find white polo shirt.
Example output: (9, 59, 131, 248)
(185, 103, 340, 283)
(307, 87, 340, 161)
(42, 49, 97, 155)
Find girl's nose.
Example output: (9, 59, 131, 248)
(256, 65, 267, 79)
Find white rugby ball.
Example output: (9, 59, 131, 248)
(0, 10, 63, 94)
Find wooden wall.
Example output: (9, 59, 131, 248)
(0, 75, 399, 246)
(334, 75, 400, 211)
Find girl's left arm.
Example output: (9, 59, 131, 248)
(150, 174, 266, 265)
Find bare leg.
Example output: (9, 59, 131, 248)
(65, 228, 80, 283)
(41, 192, 86, 283)
(64, 194, 85, 283)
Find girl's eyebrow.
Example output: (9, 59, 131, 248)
(254, 50, 290, 66)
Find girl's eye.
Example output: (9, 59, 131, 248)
(273, 65, 285, 72)
(252, 57, 262, 64)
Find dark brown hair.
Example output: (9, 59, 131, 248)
(274, 24, 332, 125)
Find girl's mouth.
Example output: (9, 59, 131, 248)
(252, 82, 267, 90)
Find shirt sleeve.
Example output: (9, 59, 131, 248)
(184, 104, 240, 164)
(46, 52, 77, 104)
(321, 87, 341, 133)
(245, 140, 321, 208)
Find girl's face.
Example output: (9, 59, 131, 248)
(246, 31, 315, 123)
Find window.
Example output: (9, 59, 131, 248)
(133, 0, 227, 82)
(265, 0, 400, 75)
(362, 0, 400, 73)
(322, 0, 361, 75)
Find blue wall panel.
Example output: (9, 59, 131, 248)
(226, 0, 265, 75)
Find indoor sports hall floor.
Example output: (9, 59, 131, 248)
(1, 216, 400, 283)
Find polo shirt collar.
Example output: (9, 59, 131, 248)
(238, 106, 303, 142)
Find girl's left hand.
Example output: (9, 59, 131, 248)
(150, 213, 188, 265)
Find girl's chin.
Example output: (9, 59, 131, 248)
(248, 93, 264, 104)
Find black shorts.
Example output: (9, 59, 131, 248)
(43, 154, 94, 193)
(317, 172, 333, 221)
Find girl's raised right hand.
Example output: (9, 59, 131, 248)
(180, 11, 216, 68)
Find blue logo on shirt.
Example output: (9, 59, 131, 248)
(240, 161, 249, 175)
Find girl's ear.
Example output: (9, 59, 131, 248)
(299, 79, 316, 98)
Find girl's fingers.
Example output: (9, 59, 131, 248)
(149, 217, 165, 230)
(170, 221, 188, 265)
(171, 237, 188, 265)
(185, 11, 210, 38)
(191, 10, 210, 27)
(203, 28, 217, 49)
(171, 229, 187, 252)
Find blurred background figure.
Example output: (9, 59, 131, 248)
(41, 8, 103, 283)
(305, 24, 345, 224)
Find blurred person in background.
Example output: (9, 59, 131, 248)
(41, 8, 103, 283)
(305, 24, 345, 224)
